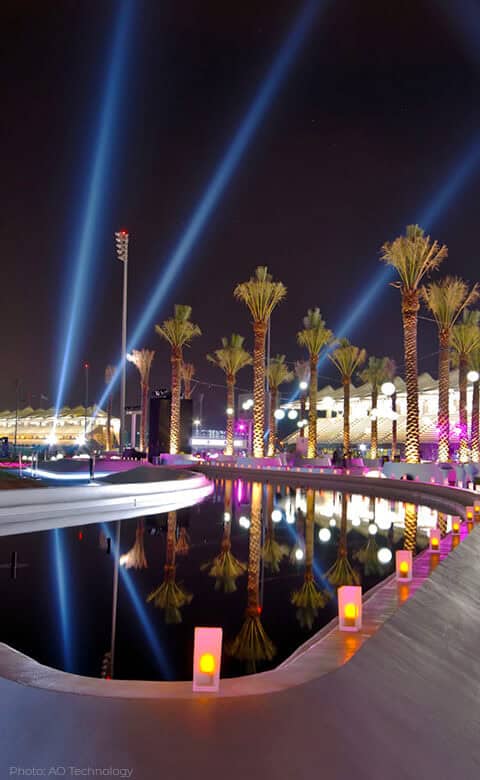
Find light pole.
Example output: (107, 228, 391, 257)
(83, 362, 89, 438)
(381, 381, 397, 460)
(115, 229, 129, 454)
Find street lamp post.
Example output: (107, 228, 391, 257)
(115, 230, 129, 454)
(83, 362, 89, 438)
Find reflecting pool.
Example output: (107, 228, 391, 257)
(0, 478, 453, 681)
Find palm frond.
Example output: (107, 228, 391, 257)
(206, 333, 252, 377)
(380, 224, 448, 291)
(234, 266, 287, 323)
(329, 338, 366, 380)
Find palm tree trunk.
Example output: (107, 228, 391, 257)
(268, 387, 277, 457)
(402, 292, 420, 463)
(437, 329, 450, 462)
(169, 348, 182, 454)
(471, 380, 479, 463)
(247, 482, 262, 615)
(225, 376, 235, 456)
(140, 381, 148, 452)
(370, 387, 378, 459)
(307, 355, 318, 459)
(343, 377, 350, 457)
(184, 378, 192, 400)
(252, 322, 267, 458)
(404, 502, 417, 552)
(458, 355, 469, 463)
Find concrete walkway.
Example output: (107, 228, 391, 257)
(1, 523, 479, 778)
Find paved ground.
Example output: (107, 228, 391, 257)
(1, 522, 479, 778)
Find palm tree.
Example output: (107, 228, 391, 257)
(147, 510, 192, 623)
(291, 488, 327, 629)
(422, 278, 478, 462)
(266, 355, 294, 456)
(381, 225, 448, 463)
(326, 493, 359, 586)
(294, 360, 310, 438)
(120, 518, 148, 569)
(297, 309, 334, 458)
(359, 357, 396, 459)
(202, 480, 246, 591)
(228, 481, 276, 672)
(262, 483, 289, 572)
(451, 310, 480, 463)
(329, 339, 366, 457)
(469, 347, 480, 462)
(207, 335, 252, 456)
(234, 267, 286, 457)
(155, 305, 201, 454)
(126, 348, 155, 452)
(104, 364, 115, 451)
(181, 362, 195, 400)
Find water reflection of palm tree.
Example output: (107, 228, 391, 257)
(403, 502, 417, 552)
(291, 488, 327, 629)
(355, 499, 381, 576)
(262, 484, 289, 573)
(120, 518, 148, 569)
(327, 493, 359, 587)
(147, 511, 192, 624)
(203, 480, 246, 592)
(438, 511, 447, 538)
(228, 481, 276, 672)
(175, 526, 190, 556)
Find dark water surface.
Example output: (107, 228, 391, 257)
(0, 478, 447, 681)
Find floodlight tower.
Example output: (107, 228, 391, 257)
(115, 229, 129, 453)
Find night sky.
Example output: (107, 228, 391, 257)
(3, 1, 480, 425)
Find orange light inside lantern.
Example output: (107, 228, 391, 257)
(199, 653, 216, 675)
(344, 603, 357, 620)
(467, 510, 473, 520)
(431, 537, 439, 549)
(399, 561, 409, 575)
(452, 521, 460, 533)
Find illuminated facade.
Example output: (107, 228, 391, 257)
(0, 407, 119, 448)
(284, 371, 472, 450)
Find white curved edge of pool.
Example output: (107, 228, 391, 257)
(0, 473, 213, 536)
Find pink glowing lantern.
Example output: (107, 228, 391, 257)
(429, 528, 441, 553)
(466, 506, 474, 522)
(451, 517, 461, 535)
(193, 627, 222, 693)
(338, 585, 362, 632)
(396, 550, 412, 582)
